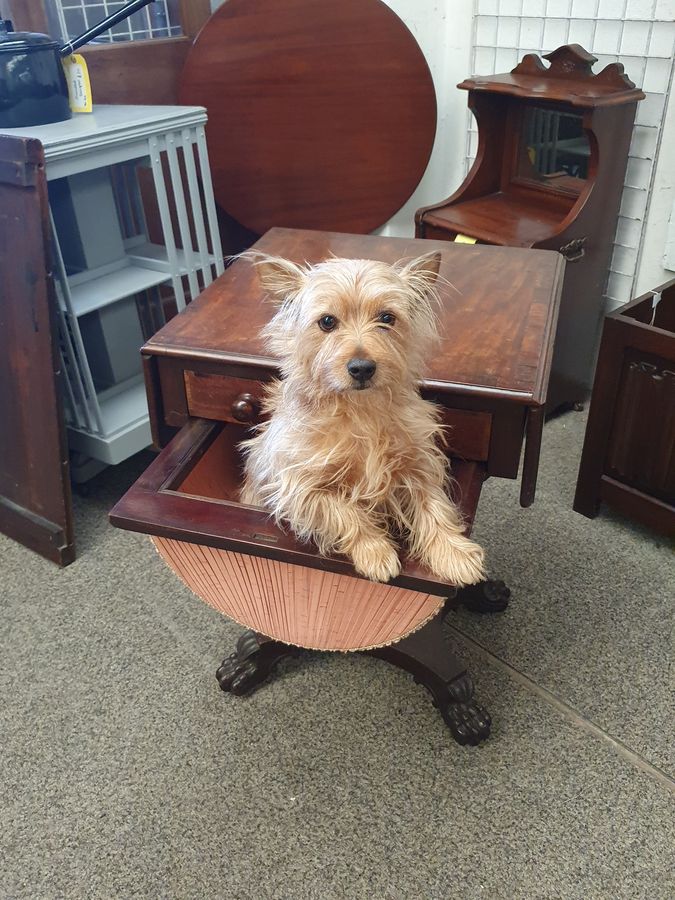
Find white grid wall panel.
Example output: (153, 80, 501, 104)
(471, 0, 675, 309)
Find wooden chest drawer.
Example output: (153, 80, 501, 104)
(148, 356, 517, 479)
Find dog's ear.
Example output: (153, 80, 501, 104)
(397, 252, 442, 291)
(239, 252, 305, 302)
(395, 252, 443, 340)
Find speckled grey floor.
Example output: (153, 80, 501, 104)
(1, 412, 673, 899)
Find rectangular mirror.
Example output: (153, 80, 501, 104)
(517, 107, 590, 189)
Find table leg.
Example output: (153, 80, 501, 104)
(215, 579, 510, 747)
(456, 579, 511, 614)
(367, 611, 491, 746)
(216, 630, 296, 696)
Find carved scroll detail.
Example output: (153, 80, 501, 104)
(512, 44, 637, 90)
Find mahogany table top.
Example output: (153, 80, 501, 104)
(178, 0, 436, 235)
(145, 228, 564, 406)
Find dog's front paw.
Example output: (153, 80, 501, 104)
(350, 537, 401, 583)
(423, 533, 486, 588)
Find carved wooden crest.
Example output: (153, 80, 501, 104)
(512, 43, 637, 90)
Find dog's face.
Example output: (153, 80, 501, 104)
(251, 253, 442, 398)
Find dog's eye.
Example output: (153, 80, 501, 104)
(377, 312, 396, 326)
(318, 315, 337, 332)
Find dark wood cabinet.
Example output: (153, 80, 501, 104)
(415, 44, 644, 412)
(574, 278, 675, 536)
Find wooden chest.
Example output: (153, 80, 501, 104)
(575, 277, 675, 535)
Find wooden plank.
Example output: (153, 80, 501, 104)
(4, 0, 49, 33)
(599, 476, 674, 537)
(84, 38, 192, 106)
(0, 496, 74, 566)
(0, 135, 74, 565)
(177, 0, 211, 38)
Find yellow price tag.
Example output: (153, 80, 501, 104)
(62, 53, 93, 113)
(454, 233, 477, 244)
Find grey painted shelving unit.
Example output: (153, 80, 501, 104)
(8, 105, 224, 472)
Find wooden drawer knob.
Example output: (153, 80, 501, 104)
(231, 393, 258, 422)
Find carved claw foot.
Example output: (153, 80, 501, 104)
(438, 672, 491, 746)
(216, 630, 294, 696)
(458, 579, 511, 614)
(369, 617, 492, 746)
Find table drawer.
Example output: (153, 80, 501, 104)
(439, 407, 492, 462)
(110, 417, 486, 650)
(184, 371, 265, 426)
(111, 417, 484, 577)
(183, 370, 492, 461)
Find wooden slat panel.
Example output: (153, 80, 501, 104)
(4, 0, 49, 33)
(177, 0, 212, 39)
(606, 356, 675, 502)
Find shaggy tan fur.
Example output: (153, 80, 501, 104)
(239, 251, 486, 586)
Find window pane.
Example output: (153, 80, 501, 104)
(47, 0, 183, 43)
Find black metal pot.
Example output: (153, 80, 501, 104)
(0, 0, 155, 129)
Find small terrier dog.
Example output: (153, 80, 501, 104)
(240, 251, 486, 586)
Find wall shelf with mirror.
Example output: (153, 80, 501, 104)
(416, 44, 644, 412)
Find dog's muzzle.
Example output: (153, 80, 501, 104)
(347, 357, 376, 389)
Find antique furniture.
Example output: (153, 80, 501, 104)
(110, 227, 564, 746)
(7, 105, 223, 469)
(178, 0, 436, 236)
(416, 44, 644, 412)
(0, 135, 73, 564)
(574, 278, 675, 536)
(0, 105, 223, 562)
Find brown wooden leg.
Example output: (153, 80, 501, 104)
(367, 613, 491, 746)
(215, 630, 296, 696)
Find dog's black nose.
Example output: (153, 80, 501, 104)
(347, 358, 376, 381)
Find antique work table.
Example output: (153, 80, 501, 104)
(111, 228, 563, 745)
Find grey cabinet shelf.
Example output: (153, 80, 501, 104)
(20, 105, 225, 473)
(68, 376, 150, 465)
(69, 261, 172, 317)
(127, 240, 218, 276)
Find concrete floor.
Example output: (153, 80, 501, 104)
(1, 411, 673, 899)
